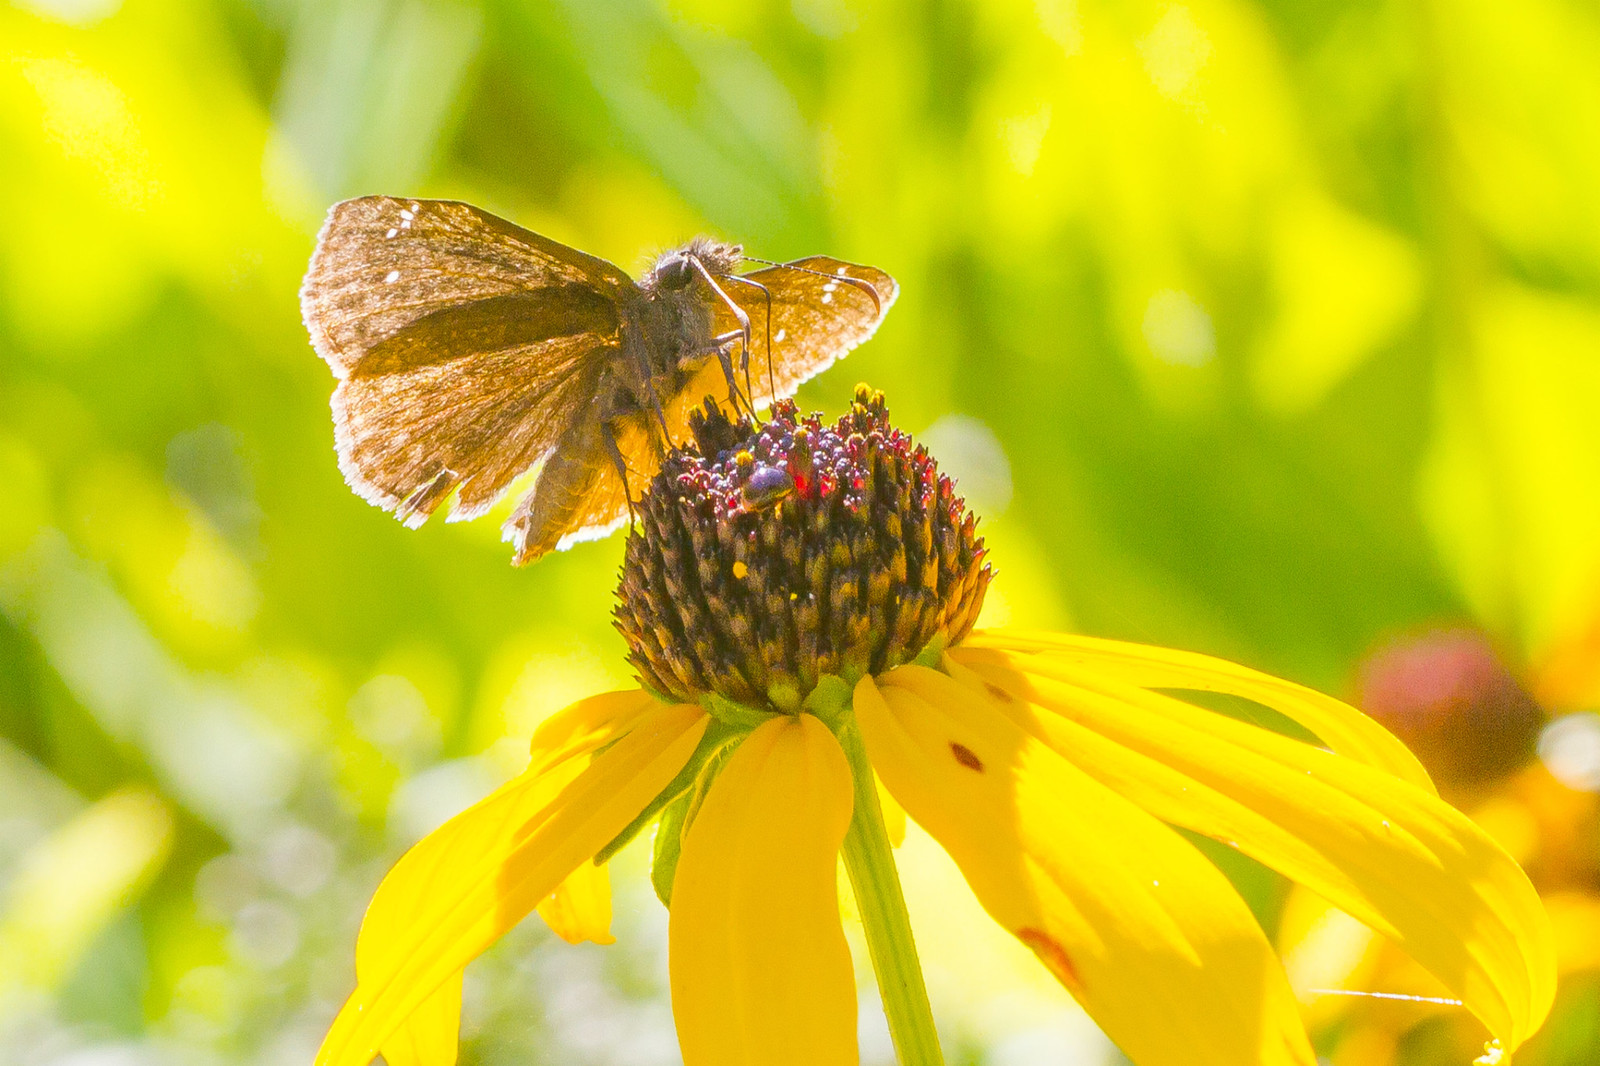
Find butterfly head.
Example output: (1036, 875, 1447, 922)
(644, 237, 743, 292)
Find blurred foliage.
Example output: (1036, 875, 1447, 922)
(2, 0, 1599, 1064)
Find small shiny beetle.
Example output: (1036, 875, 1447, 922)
(739, 464, 796, 512)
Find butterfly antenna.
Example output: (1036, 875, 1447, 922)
(721, 273, 776, 406)
(740, 256, 885, 316)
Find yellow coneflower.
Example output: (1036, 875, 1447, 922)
(315, 388, 1553, 1066)
(1274, 629, 1593, 1065)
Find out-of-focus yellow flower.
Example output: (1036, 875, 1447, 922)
(315, 393, 1554, 1066)
(1278, 626, 1598, 1065)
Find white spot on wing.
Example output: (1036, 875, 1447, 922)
(836, 266, 848, 275)
(384, 270, 400, 284)
(821, 292, 833, 304)
(399, 209, 415, 221)
(773, 329, 787, 342)
(385, 228, 399, 239)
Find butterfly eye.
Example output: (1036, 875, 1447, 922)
(655, 255, 695, 290)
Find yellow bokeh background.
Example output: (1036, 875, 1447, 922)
(2, 0, 1599, 1063)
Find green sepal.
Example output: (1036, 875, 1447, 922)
(636, 679, 679, 707)
(651, 788, 693, 908)
(767, 678, 803, 714)
(700, 689, 780, 729)
(802, 673, 855, 729)
(912, 633, 948, 669)
(594, 716, 744, 865)
(651, 733, 737, 907)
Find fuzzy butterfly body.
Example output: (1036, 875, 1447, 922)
(300, 197, 897, 564)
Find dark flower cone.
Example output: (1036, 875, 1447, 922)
(615, 385, 992, 711)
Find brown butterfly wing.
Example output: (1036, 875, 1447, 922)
(301, 197, 636, 527)
(332, 335, 610, 527)
(504, 415, 661, 565)
(710, 256, 899, 407)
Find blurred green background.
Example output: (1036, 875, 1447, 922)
(3, 0, 1600, 1063)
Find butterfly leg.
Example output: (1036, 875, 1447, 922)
(721, 273, 775, 408)
(706, 329, 758, 420)
(688, 258, 757, 418)
(599, 418, 639, 527)
(645, 384, 673, 441)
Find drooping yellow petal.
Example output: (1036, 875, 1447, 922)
(857, 672, 1316, 1066)
(353, 690, 648, 1064)
(356, 756, 590, 1066)
(537, 857, 615, 945)
(371, 973, 462, 1066)
(528, 688, 659, 771)
(319, 700, 707, 1066)
(941, 647, 1556, 1050)
(963, 629, 1432, 790)
(670, 714, 857, 1066)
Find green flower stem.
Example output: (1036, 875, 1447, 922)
(834, 717, 946, 1066)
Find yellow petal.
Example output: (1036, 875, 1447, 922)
(357, 760, 588, 1066)
(373, 973, 463, 1066)
(355, 689, 647, 1063)
(319, 700, 707, 1066)
(537, 857, 615, 946)
(945, 647, 1556, 1050)
(876, 771, 907, 848)
(857, 672, 1316, 1066)
(670, 714, 857, 1066)
(529, 688, 660, 770)
(963, 629, 1433, 791)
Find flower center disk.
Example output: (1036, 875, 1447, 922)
(615, 386, 992, 712)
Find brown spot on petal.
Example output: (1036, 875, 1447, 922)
(949, 742, 985, 772)
(1018, 927, 1081, 989)
(984, 680, 1017, 703)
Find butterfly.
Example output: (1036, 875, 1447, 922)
(299, 197, 898, 564)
